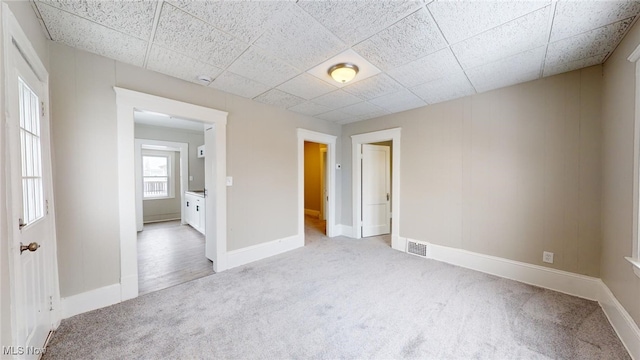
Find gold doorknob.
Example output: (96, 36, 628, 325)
(20, 242, 40, 254)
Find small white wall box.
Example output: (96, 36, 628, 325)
(197, 145, 205, 158)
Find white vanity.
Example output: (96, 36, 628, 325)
(184, 191, 205, 235)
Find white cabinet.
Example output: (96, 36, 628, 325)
(184, 191, 205, 235)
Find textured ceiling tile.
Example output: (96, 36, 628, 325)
(227, 47, 301, 87)
(387, 48, 462, 88)
(353, 9, 447, 70)
(316, 109, 354, 122)
(451, 6, 550, 69)
(154, 4, 248, 68)
(411, 72, 475, 105)
(357, 109, 390, 121)
(147, 45, 223, 85)
(427, 0, 549, 44)
(342, 74, 404, 100)
(37, 3, 147, 66)
(253, 89, 306, 109)
(340, 102, 385, 117)
(168, 0, 286, 43)
(277, 73, 337, 100)
(550, 1, 640, 42)
(288, 101, 332, 116)
(369, 90, 427, 113)
(543, 53, 607, 78)
(297, 0, 421, 45)
(312, 90, 363, 109)
(36, 0, 156, 39)
(210, 71, 270, 99)
(466, 47, 545, 93)
(546, 18, 634, 67)
(253, 5, 346, 70)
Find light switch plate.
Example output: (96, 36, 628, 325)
(226, 176, 233, 186)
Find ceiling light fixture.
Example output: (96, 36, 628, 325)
(197, 75, 213, 85)
(328, 63, 359, 84)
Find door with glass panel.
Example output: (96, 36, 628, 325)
(6, 35, 56, 356)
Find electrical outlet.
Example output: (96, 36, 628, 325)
(543, 251, 554, 264)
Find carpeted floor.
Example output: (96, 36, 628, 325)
(44, 217, 629, 359)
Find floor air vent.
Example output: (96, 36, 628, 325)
(407, 240, 428, 257)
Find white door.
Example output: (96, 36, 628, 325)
(204, 125, 216, 262)
(6, 36, 55, 356)
(361, 144, 390, 237)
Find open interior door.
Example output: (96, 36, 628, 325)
(361, 144, 391, 237)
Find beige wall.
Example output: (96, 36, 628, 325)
(135, 124, 205, 191)
(140, 149, 181, 223)
(304, 142, 323, 213)
(49, 43, 341, 298)
(342, 66, 602, 277)
(601, 19, 640, 326)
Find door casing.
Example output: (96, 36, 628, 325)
(351, 128, 402, 250)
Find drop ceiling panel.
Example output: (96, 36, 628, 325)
(369, 89, 427, 113)
(168, 0, 287, 43)
(288, 101, 332, 116)
(227, 47, 301, 87)
(428, 0, 550, 44)
(253, 89, 306, 108)
(316, 109, 352, 122)
(147, 45, 223, 85)
(210, 71, 270, 99)
(37, 3, 147, 66)
(546, 18, 634, 68)
(276, 73, 337, 100)
(253, 4, 346, 70)
(550, 1, 640, 42)
(411, 72, 476, 105)
(466, 47, 546, 93)
(342, 74, 404, 100)
(311, 90, 363, 109)
(297, 0, 422, 45)
(353, 9, 447, 70)
(543, 53, 606, 78)
(451, 6, 550, 69)
(340, 102, 385, 117)
(35, 0, 157, 40)
(154, 4, 249, 68)
(387, 48, 462, 88)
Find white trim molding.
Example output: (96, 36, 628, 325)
(628, 46, 640, 279)
(61, 284, 121, 319)
(115, 87, 228, 302)
(226, 234, 304, 270)
(297, 129, 337, 238)
(599, 280, 640, 359)
(351, 128, 401, 248)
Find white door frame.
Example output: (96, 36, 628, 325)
(297, 129, 337, 237)
(2, 2, 61, 347)
(134, 139, 189, 230)
(351, 128, 402, 250)
(115, 87, 228, 301)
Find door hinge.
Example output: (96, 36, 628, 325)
(41, 101, 45, 117)
(49, 295, 54, 311)
(46, 199, 49, 215)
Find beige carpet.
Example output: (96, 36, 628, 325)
(44, 217, 629, 359)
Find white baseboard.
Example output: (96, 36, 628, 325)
(304, 209, 320, 218)
(61, 283, 121, 319)
(599, 280, 640, 359)
(120, 274, 138, 302)
(226, 234, 303, 270)
(337, 224, 354, 238)
(392, 234, 406, 252)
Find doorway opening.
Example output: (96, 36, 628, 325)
(297, 129, 337, 242)
(115, 88, 228, 301)
(133, 112, 213, 295)
(351, 128, 402, 251)
(304, 141, 328, 241)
